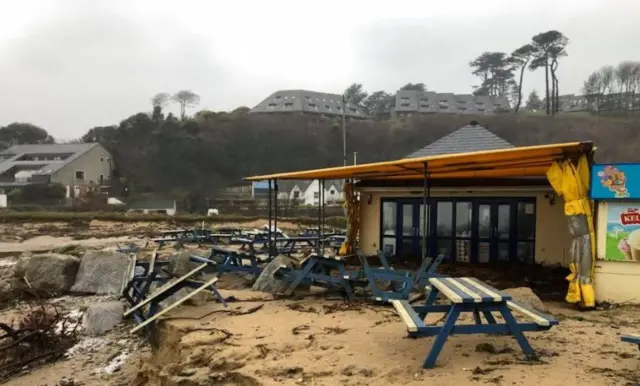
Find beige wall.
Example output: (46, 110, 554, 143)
(51, 144, 112, 187)
(357, 186, 572, 266)
(594, 201, 640, 304)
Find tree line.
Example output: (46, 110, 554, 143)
(342, 82, 427, 118)
(468, 30, 569, 115)
(582, 61, 640, 112)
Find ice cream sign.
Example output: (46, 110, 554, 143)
(620, 208, 640, 225)
(591, 163, 640, 200)
(605, 203, 640, 261)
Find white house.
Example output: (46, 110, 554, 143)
(285, 180, 344, 206)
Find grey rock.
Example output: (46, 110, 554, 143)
(167, 251, 208, 277)
(252, 255, 309, 294)
(504, 287, 550, 313)
(71, 251, 133, 295)
(82, 301, 124, 336)
(14, 253, 80, 293)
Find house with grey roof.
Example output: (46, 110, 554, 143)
(0, 143, 113, 194)
(395, 90, 511, 116)
(355, 121, 564, 265)
(405, 121, 514, 158)
(250, 90, 368, 119)
(283, 179, 344, 205)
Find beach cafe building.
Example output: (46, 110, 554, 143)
(246, 124, 603, 307)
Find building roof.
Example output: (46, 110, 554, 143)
(250, 90, 368, 118)
(0, 143, 102, 176)
(405, 122, 514, 158)
(244, 141, 594, 181)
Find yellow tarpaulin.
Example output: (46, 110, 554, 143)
(547, 155, 596, 307)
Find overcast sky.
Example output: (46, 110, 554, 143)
(0, 0, 638, 139)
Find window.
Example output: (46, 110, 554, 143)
(313, 192, 319, 198)
(420, 104, 429, 108)
(275, 95, 282, 100)
(293, 191, 300, 199)
(325, 105, 331, 110)
(284, 102, 293, 108)
(75, 171, 85, 180)
(382, 201, 397, 236)
(305, 96, 310, 100)
(268, 103, 277, 109)
(476, 102, 485, 106)
(336, 106, 342, 111)
(308, 103, 316, 108)
(400, 97, 410, 102)
(330, 189, 335, 195)
(100, 174, 104, 183)
(401, 103, 410, 107)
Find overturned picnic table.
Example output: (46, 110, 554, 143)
(356, 251, 446, 302)
(392, 276, 559, 368)
(190, 246, 266, 277)
(274, 253, 356, 299)
(152, 228, 214, 249)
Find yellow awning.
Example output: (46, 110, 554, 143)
(244, 141, 594, 181)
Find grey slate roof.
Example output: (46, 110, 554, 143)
(0, 143, 100, 176)
(250, 90, 368, 118)
(395, 90, 511, 115)
(405, 123, 514, 158)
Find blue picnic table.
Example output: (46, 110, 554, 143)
(355, 251, 446, 302)
(274, 253, 356, 299)
(391, 276, 559, 368)
(621, 335, 640, 351)
(190, 246, 264, 276)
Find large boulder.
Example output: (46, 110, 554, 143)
(503, 287, 549, 313)
(158, 251, 216, 307)
(82, 301, 124, 336)
(14, 253, 80, 293)
(167, 251, 209, 277)
(71, 250, 134, 295)
(252, 255, 309, 294)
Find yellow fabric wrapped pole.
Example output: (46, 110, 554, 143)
(546, 155, 596, 307)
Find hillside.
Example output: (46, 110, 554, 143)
(81, 111, 640, 199)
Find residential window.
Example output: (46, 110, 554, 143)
(420, 98, 429, 103)
(476, 102, 485, 106)
(336, 106, 342, 111)
(268, 103, 277, 109)
(401, 103, 410, 107)
(275, 95, 282, 100)
(305, 96, 310, 100)
(400, 97, 409, 102)
(75, 171, 85, 180)
(419, 104, 429, 108)
(313, 192, 319, 199)
(325, 105, 331, 110)
(284, 102, 293, 108)
(293, 191, 300, 199)
(308, 103, 316, 107)
(330, 190, 335, 195)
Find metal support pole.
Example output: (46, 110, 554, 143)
(321, 179, 325, 255)
(422, 162, 428, 259)
(274, 179, 279, 252)
(317, 179, 322, 255)
(268, 179, 272, 259)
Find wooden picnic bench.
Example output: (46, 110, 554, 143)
(274, 253, 356, 299)
(190, 247, 264, 276)
(621, 335, 640, 351)
(355, 251, 446, 302)
(122, 254, 227, 335)
(391, 276, 559, 368)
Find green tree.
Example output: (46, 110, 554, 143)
(525, 90, 543, 110)
(529, 30, 569, 115)
(509, 44, 536, 112)
(362, 91, 393, 118)
(343, 83, 368, 106)
(0, 122, 55, 149)
(172, 90, 200, 120)
(399, 83, 426, 92)
(469, 52, 514, 97)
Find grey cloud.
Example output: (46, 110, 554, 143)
(0, 2, 234, 139)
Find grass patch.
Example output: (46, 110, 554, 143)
(0, 211, 347, 228)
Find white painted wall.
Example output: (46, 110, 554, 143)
(293, 181, 344, 206)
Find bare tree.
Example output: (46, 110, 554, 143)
(172, 90, 200, 120)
